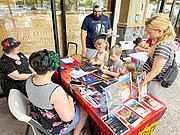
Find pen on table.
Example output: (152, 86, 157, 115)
(99, 85, 105, 92)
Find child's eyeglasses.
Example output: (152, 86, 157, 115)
(96, 45, 103, 48)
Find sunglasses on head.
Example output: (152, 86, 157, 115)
(96, 45, 103, 48)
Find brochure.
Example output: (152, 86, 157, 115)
(115, 107, 143, 127)
(101, 114, 129, 134)
(137, 72, 147, 102)
(141, 95, 163, 111)
(119, 73, 132, 103)
(61, 57, 74, 64)
(69, 69, 92, 79)
(124, 99, 151, 118)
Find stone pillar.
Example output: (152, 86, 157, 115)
(116, 0, 149, 43)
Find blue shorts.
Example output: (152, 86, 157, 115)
(58, 104, 81, 135)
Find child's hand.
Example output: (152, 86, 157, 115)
(89, 60, 95, 65)
(101, 69, 109, 74)
(100, 65, 107, 70)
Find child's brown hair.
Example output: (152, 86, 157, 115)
(95, 39, 109, 52)
(123, 62, 136, 82)
(109, 45, 122, 56)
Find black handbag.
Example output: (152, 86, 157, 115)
(161, 53, 178, 88)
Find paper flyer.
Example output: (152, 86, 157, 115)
(119, 73, 132, 103)
(105, 81, 123, 116)
(137, 72, 147, 102)
(101, 114, 129, 134)
(115, 107, 143, 127)
(61, 57, 74, 64)
(69, 69, 92, 79)
(141, 95, 163, 110)
(124, 99, 151, 118)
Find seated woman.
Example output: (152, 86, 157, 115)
(0, 38, 35, 98)
(26, 49, 88, 135)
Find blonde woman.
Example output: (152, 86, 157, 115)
(143, 13, 176, 99)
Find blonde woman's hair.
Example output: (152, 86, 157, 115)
(123, 62, 136, 83)
(109, 45, 122, 55)
(95, 39, 109, 52)
(145, 13, 176, 58)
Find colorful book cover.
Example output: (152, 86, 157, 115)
(124, 99, 151, 118)
(101, 114, 129, 134)
(137, 72, 147, 102)
(119, 73, 132, 102)
(115, 107, 143, 127)
(141, 95, 163, 110)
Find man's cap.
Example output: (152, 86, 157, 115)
(1, 38, 21, 52)
(93, 1, 103, 9)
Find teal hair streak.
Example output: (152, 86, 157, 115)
(36, 51, 60, 71)
(48, 52, 60, 71)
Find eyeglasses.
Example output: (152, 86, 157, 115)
(96, 45, 103, 48)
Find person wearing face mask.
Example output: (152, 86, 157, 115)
(81, 1, 112, 60)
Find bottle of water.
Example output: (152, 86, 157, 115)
(100, 91, 107, 113)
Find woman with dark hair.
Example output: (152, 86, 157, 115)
(26, 49, 88, 135)
(0, 38, 35, 98)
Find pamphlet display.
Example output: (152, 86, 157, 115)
(115, 107, 143, 127)
(101, 114, 129, 135)
(119, 73, 132, 103)
(137, 72, 147, 102)
(124, 99, 151, 118)
(105, 81, 123, 115)
(141, 95, 163, 111)
(61, 55, 166, 135)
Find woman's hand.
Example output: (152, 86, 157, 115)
(91, 60, 97, 65)
(146, 56, 166, 82)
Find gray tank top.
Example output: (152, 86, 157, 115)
(26, 75, 59, 109)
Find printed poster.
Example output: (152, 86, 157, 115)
(115, 107, 143, 127)
(137, 72, 147, 102)
(141, 95, 163, 111)
(119, 73, 132, 102)
(124, 99, 151, 118)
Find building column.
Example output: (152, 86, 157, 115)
(116, 0, 149, 42)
